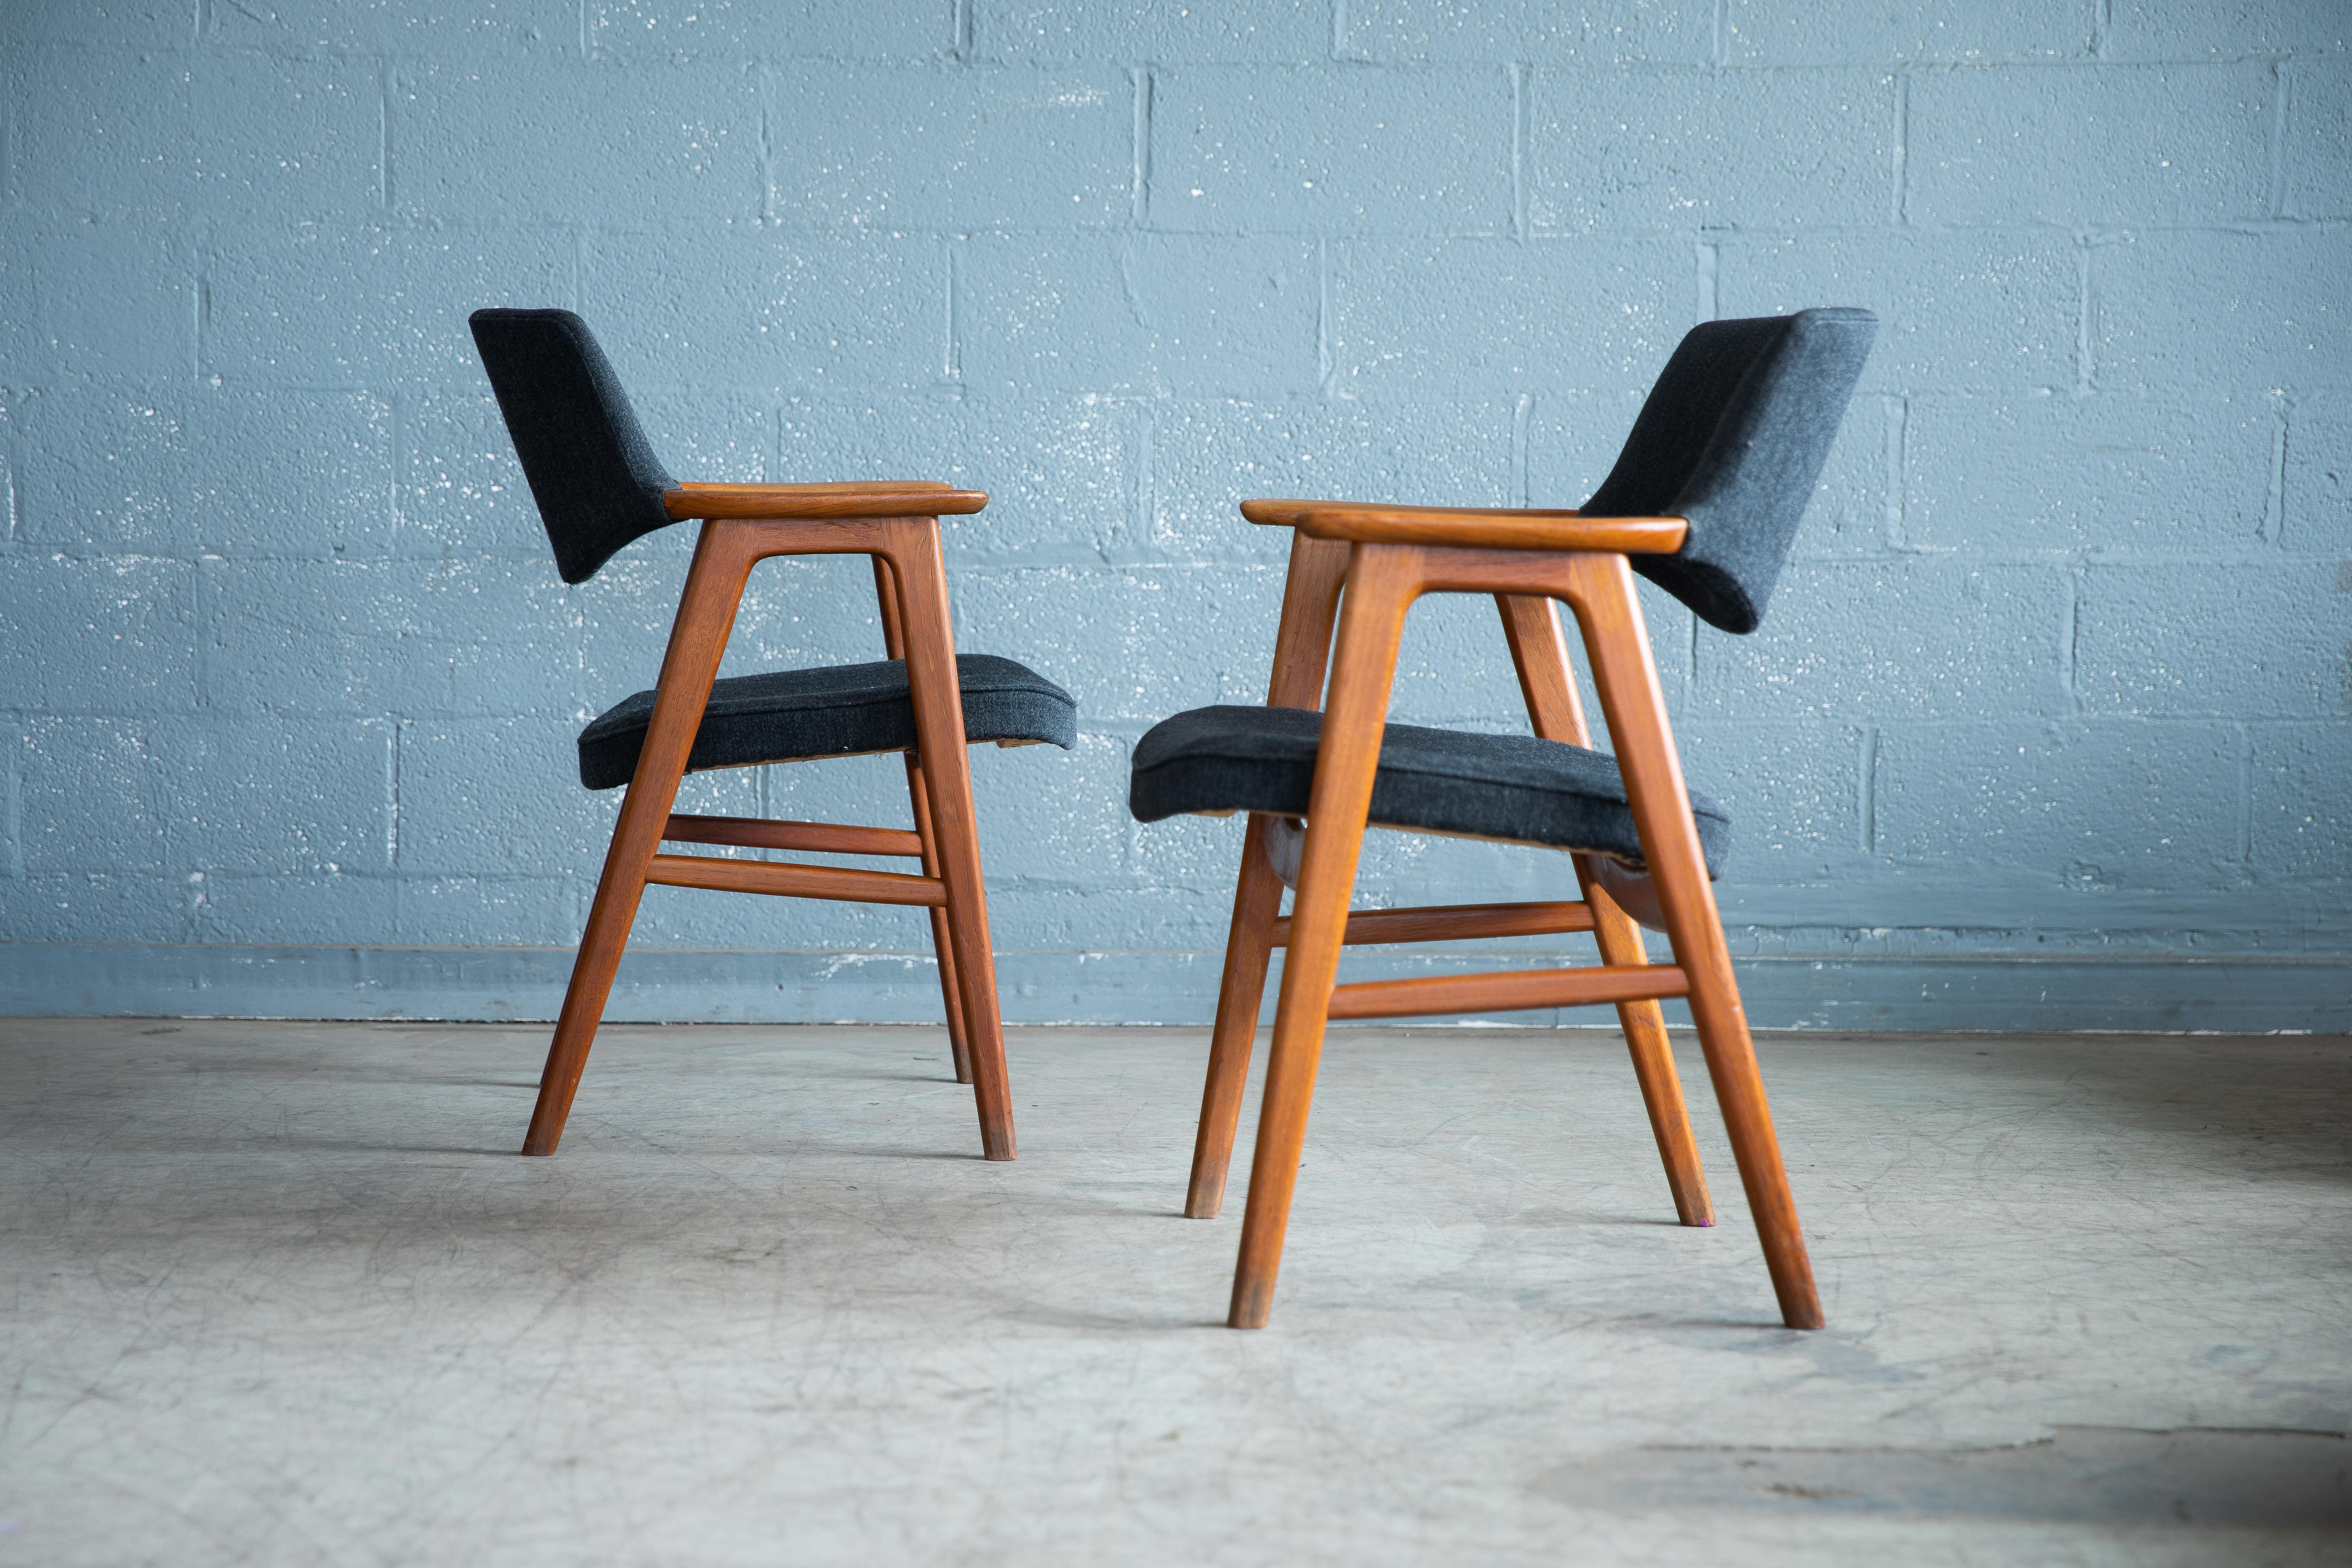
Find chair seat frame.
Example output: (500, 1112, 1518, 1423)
(1190, 504, 1821, 1330)
(523, 482, 1018, 1162)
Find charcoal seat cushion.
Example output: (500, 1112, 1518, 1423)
(579, 654, 1076, 790)
(1129, 705, 1729, 877)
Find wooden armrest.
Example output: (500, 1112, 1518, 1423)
(1238, 498, 1686, 555)
(667, 484, 988, 520)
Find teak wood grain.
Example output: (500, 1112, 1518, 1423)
(665, 485, 988, 520)
(1239, 498, 1686, 555)
(521, 500, 1018, 1162)
(642, 854, 947, 906)
(1187, 501, 1821, 1331)
(662, 813, 924, 858)
(1267, 899, 1595, 947)
(1325, 962, 1688, 1020)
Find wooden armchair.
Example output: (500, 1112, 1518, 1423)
(1129, 310, 1878, 1328)
(471, 309, 1075, 1163)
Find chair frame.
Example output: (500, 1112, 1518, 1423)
(1189, 499, 1821, 1330)
(522, 480, 1018, 1163)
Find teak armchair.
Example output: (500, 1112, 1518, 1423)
(1130, 309, 1878, 1328)
(471, 308, 1075, 1163)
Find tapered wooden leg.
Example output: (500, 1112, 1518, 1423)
(1494, 592, 1714, 1228)
(906, 753, 975, 1085)
(524, 783, 671, 1154)
(1579, 859, 1715, 1227)
(525, 523, 750, 1156)
(1565, 555, 1822, 1328)
(1191, 530, 1351, 1218)
(875, 556, 974, 1085)
(1185, 813, 1286, 1218)
(888, 527, 1016, 1160)
(1230, 545, 1419, 1328)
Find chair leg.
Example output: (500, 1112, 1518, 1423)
(524, 522, 749, 1156)
(1579, 858, 1714, 1228)
(1494, 592, 1713, 1229)
(1193, 531, 1351, 1219)
(905, 753, 975, 1086)
(888, 526, 1016, 1160)
(875, 555, 974, 1086)
(1230, 544, 1418, 1328)
(1185, 813, 1287, 1219)
(1567, 554, 1822, 1328)
(1665, 898, 1818, 1325)
(522, 779, 672, 1155)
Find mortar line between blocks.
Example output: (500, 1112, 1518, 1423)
(192, 556, 212, 712)
(1891, 72, 1909, 226)
(1511, 393, 1532, 508)
(376, 60, 392, 213)
(1316, 239, 1334, 394)
(2264, 407, 2287, 548)
(944, 239, 962, 385)
(1857, 726, 1878, 856)
(2267, 58, 2291, 219)
(0, 66, 13, 210)
(1130, 67, 1153, 227)
(2, 739, 18, 879)
(192, 252, 209, 383)
(2074, 238, 2095, 396)
(1509, 63, 1528, 242)
(2061, 570, 2081, 708)
(1882, 395, 1907, 552)
(1133, 403, 1156, 555)
(2235, 723, 2252, 867)
(759, 76, 776, 225)
(385, 719, 400, 874)
(389, 392, 408, 553)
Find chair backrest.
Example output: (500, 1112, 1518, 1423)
(1581, 308, 1876, 635)
(468, 308, 678, 585)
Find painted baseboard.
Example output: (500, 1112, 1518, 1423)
(2, 943, 2347, 1032)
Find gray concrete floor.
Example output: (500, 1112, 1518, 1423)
(2, 1019, 2347, 1566)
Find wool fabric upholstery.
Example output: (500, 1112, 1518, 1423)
(578, 655, 1077, 791)
(1586, 307, 1877, 635)
(1128, 705, 1729, 878)
(469, 308, 678, 585)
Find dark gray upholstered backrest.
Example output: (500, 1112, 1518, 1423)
(468, 308, 678, 585)
(1581, 307, 1876, 634)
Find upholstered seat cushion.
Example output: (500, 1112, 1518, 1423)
(579, 654, 1076, 790)
(1128, 704, 1729, 877)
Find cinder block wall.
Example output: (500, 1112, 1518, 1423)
(2, 2, 2346, 1028)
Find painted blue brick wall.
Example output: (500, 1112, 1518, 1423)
(2, 0, 2347, 1028)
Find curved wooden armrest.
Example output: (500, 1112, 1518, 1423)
(1239, 498, 1686, 555)
(667, 483, 987, 520)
